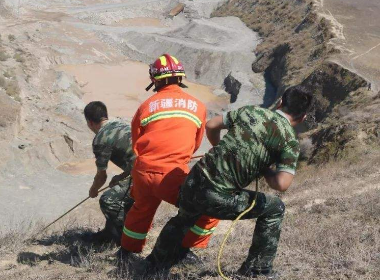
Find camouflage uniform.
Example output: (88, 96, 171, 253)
(150, 106, 300, 272)
(99, 177, 134, 243)
(93, 119, 135, 243)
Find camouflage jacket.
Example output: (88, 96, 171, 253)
(93, 119, 135, 175)
(197, 106, 300, 194)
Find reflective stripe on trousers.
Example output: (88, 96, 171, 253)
(123, 226, 147, 240)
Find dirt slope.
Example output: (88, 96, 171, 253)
(1, 154, 380, 280)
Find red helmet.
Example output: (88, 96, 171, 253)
(146, 54, 186, 91)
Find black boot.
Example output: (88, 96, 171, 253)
(113, 248, 135, 277)
(116, 247, 132, 262)
(237, 263, 279, 279)
(116, 247, 142, 273)
(134, 254, 170, 278)
(81, 229, 113, 244)
(177, 247, 203, 267)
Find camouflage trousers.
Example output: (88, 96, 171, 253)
(99, 177, 134, 244)
(150, 166, 285, 271)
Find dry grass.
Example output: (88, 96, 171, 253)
(0, 49, 9, 61)
(13, 53, 25, 63)
(3, 69, 15, 79)
(5, 80, 20, 101)
(309, 89, 380, 164)
(278, 155, 380, 279)
(0, 76, 6, 88)
(8, 34, 15, 42)
(0, 68, 21, 102)
(1, 155, 379, 280)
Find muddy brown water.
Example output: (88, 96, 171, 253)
(57, 158, 122, 175)
(111, 17, 165, 27)
(57, 60, 228, 175)
(58, 60, 227, 118)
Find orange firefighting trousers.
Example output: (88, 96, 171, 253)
(121, 167, 219, 253)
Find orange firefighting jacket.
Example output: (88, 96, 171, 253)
(132, 84, 206, 173)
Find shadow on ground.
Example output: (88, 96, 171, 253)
(17, 229, 116, 267)
(14, 228, 243, 279)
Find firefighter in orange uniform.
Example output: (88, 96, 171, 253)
(119, 54, 219, 263)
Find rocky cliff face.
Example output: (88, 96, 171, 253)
(213, 0, 375, 162)
(309, 89, 380, 164)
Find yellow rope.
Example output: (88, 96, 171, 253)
(217, 180, 259, 280)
